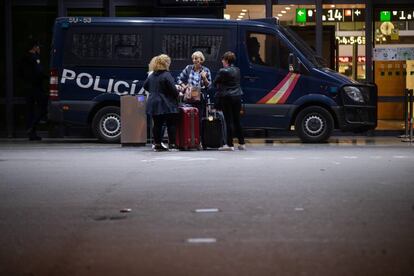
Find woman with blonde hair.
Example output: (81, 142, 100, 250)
(143, 54, 179, 151)
(177, 51, 212, 93)
(176, 51, 212, 147)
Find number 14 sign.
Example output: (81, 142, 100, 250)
(296, 8, 365, 23)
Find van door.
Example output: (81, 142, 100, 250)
(238, 27, 296, 129)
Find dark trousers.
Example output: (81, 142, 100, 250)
(26, 87, 47, 136)
(152, 113, 178, 145)
(188, 99, 204, 142)
(220, 96, 245, 147)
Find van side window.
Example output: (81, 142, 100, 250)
(162, 34, 223, 62)
(113, 34, 143, 59)
(71, 33, 142, 60)
(64, 27, 150, 67)
(246, 32, 290, 70)
(72, 33, 113, 59)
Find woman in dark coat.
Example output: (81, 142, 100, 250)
(143, 54, 179, 151)
(213, 51, 246, 151)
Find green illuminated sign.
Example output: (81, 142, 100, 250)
(296, 8, 306, 23)
(380, 11, 391, 22)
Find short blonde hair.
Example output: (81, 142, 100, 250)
(152, 54, 171, 71)
(192, 51, 205, 63)
(148, 56, 157, 73)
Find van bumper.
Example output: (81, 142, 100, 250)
(334, 83, 378, 132)
(332, 106, 377, 131)
(48, 101, 92, 125)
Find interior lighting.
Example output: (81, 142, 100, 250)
(277, 13, 283, 17)
(236, 18, 242, 20)
(285, 7, 291, 10)
(224, 14, 230, 20)
(281, 10, 287, 14)
(331, 5, 335, 8)
(238, 15, 244, 19)
(240, 12, 246, 15)
(242, 9, 247, 12)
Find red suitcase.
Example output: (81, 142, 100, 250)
(176, 106, 200, 150)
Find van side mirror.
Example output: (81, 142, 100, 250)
(288, 53, 299, 73)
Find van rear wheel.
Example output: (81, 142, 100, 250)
(295, 106, 333, 143)
(92, 106, 121, 143)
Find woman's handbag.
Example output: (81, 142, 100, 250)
(184, 85, 201, 103)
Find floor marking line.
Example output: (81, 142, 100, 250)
(194, 208, 220, 213)
(343, 156, 358, 159)
(187, 238, 217, 243)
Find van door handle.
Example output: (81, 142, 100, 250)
(244, 75, 259, 81)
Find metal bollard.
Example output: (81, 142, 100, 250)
(402, 89, 414, 143)
(410, 89, 413, 144)
(402, 89, 409, 138)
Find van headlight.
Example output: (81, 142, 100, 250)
(344, 86, 364, 103)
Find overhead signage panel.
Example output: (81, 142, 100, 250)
(296, 8, 365, 23)
(296, 8, 307, 23)
(158, 0, 224, 7)
(336, 36, 366, 45)
(378, 9, 414, 21)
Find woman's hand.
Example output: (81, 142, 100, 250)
(177, 84, 187, 92)
(200, 71, 209, 85)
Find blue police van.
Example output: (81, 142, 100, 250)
(49, 17, 377, 143)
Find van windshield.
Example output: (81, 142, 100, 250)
(278, 25, 326, 69)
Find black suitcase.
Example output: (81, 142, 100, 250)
(201, 110, 226, 149)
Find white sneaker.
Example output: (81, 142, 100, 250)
(219, 145, 234, 151)
(238, 144, 246, 150)
(152, 142, 168, 150)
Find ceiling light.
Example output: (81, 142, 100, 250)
(240, 12, 246, 15)
(236, 18, 242, 21)
(281, 11, 287, 14)
(242, 9, 247, 12)
(285, 7, 291, 10)
(277, 13, 283, 17)
(224, 14, 230, 20)
(290, 4, 294, 7)
(331, 5, 335, 8)
(238, 15, 243, 18)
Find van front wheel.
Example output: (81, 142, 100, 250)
(295, 106, 333, 143)
(92, 106, 121, 143)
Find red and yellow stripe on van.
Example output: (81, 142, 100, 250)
(257, 73, 300, 104)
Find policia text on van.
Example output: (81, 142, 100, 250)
(48, 17, 377, 143)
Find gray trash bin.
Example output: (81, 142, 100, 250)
(121, 95, 147, 146)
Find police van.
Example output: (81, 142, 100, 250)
(49, 17, 377, 143)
